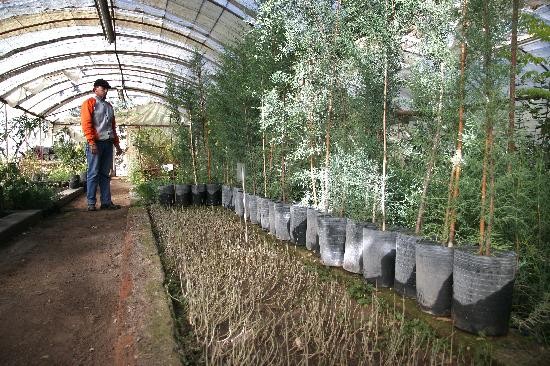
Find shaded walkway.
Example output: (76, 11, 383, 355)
(0, 179, 179, 366)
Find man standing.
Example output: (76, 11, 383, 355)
(81, 79, 123, 211)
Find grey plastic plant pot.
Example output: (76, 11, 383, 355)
(343, 220, 377, 274)
(274, 202, 291, 241)
(158, 184, 174, 206)
(306, 207, 320, 252)
(222, 185, 233, 209)
(452, 247, 517, 336)
(244, 193, 253, 221)
(395, 233, 422, 298)
(191, 184, 206, 205)
(362, 229, 397, 287)
(415, 240, 453, 316)
(318, 216, 347, 267)
(248, 195, 259, 224)
(174, 184, 192, 207)
(260, 199, 271, 231)
(290, 205, 307, 246)
(268, 200, 277, 235)
(254, 197, 263, 224)
(234, 189, 244, 217)
(205, 183, 222, 206)
(232, 187, 238, 209)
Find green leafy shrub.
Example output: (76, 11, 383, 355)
(0, 163, 57, 211)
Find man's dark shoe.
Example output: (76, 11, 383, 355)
(100, 203, 121, 210)
(87, 205, 97, 211)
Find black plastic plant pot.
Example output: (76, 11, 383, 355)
(191, 184, 206, 205)
(174, 184, 192, 207)
(222, 185, 233, 209)
(362, 229, 397, 287)
(318, 216, 347, 267)
(248, 195, 259, 224)
(415, 240, 453, 316)
(395, 233, 422, 298)
(343, 220, 377, 274)
(158, 184, 174, 206)
(205, 183, 222, 206)
(290, 205, 307, 246)
(452, 247, 517, 336)
(69, 174, 80, 189)
(234, 189, 244, 217)
(306, 208, 320, 252)
(260, 199, 271, 231)
(79, 171, 87, 191)
(274, 202, 291, 241)
(268, 200, 277, 235)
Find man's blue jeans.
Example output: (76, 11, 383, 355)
(86, 140, 113, 206)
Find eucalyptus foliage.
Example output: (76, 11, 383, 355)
(154, 0, 550, 342)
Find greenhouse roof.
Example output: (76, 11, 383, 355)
(0, 1, 548, 124)
(0, 0, 256, 122)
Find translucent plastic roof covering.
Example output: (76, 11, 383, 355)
(0, 0, 256, 121)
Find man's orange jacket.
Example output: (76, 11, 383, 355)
(80, 97, 119, 145)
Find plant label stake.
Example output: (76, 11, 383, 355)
(237, 163, 248, 242)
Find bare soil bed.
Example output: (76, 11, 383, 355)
(0, 179, 146, 366)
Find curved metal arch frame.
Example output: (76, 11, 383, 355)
(1, 49, 199, 89)
(1, 29, 220, 67)
(47, 92, 171, 120)
(22, 73, 170, 112)
(18, 64, 184, 108)
(2, 63, 188, 103)
(0, 16, 224, 61)
(0, 0, 255, 120)
(42, 85, 174, 117)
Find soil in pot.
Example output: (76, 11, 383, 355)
(395, 233, 422, 298)
(453, 246, 517, 336)
(318, 216, 347, 267)
(174, 184, 192, 206)
(158, 184, 174, 206)
(415, 240, 454, 316)
(363, 229, 397, 287)
(290, 205, 307, 246)
(274, 202, 291, 241)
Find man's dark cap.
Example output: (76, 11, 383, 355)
(93, 79, 111, 89)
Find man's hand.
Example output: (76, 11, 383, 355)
(90, 143, 97, 155)
(115, 145, 123, 156)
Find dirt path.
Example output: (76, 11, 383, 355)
(0, 179, 145, 365)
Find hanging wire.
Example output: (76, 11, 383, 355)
(109, 0, 131, 109)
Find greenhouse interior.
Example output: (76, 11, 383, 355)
(0, 0, 549, 364)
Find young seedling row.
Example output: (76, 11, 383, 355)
(150, 205, 467, 365)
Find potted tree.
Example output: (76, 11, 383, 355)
(53, 130, 86, 189)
